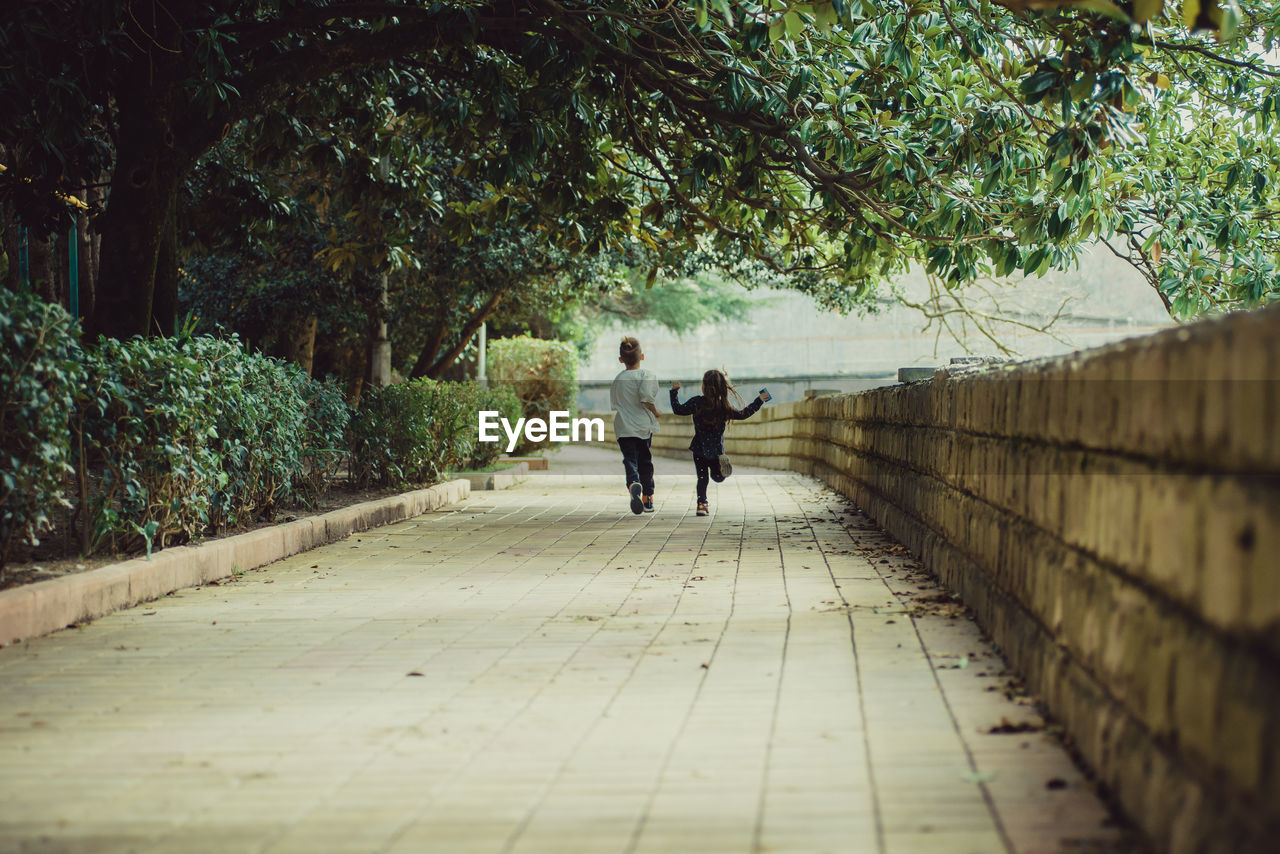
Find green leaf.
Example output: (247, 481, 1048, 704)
(784, 11, 804, 39)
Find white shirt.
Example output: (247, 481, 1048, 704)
(610, 368, 660, 439)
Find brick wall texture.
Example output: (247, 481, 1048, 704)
(599, 303, 1280, 853)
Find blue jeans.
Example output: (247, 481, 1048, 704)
(617, 436, 654, 495)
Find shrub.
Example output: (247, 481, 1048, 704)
(191, 337, 307, 529)
(348, 380, 437, 487)
(467, 383, 522, 469)
(81, 335, 221, 554)
(80, 333, 317, 553)
(486, 335, 578, 454)
(0, 289, 84, 567)
(348, 379, 519, 486)
(292, 372, 351, 503)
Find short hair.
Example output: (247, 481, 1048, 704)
(619, 337, 641, 367)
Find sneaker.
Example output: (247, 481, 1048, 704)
(696, 502, 709, 517)
(629, 482, 644, 515)
(642, 495, 655, 513)
(718, 455, 733, 477)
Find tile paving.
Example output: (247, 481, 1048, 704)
(0, 448, 1134, 853)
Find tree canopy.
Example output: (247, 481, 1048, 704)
(1, 0, 1277, 341)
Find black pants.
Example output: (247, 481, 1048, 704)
(693, 455, 725, 502)
(618, 436, 654, 495)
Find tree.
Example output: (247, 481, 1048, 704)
(3, 1, 1277, 338)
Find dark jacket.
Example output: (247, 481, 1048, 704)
(669, 389, 763, 459)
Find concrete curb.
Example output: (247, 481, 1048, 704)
(450, 462, 530, 491)
(0, 479, 471, 646)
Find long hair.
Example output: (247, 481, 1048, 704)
(701, 369, 743, 421)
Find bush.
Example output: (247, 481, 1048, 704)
(0, 289, 84, 567)
(191, 337, 307, 529)
(348, 379, 521, 486)
(80, 333, 321, 553)
(349, 380, 440, 488)
(486, 335, 578, 454)
(467, 383, 522, 469)
(81, 335, 221, 554)
(292, 372, 351, 503)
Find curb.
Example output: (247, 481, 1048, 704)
(0, 479, 471, 646)
(450, 461, 530, 491)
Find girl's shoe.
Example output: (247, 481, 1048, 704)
(696, 502, 709, 517)
(718, 455, 733, 477)
(643, 495, 655, 513)
(629, 483, 644, 515)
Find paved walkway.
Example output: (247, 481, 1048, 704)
(0, 449, 1131, 854)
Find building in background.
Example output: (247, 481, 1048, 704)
(580, 246, 1172, 408)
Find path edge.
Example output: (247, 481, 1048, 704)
(0, 479, 471, 646)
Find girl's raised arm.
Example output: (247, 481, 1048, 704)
(669, 384, 697, 416)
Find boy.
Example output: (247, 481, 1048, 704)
(610, 337, 659, 514)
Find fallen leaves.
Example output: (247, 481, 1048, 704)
(987, 716, 1045, 734)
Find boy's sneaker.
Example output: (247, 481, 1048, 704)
(629, 483, 644, 515)
(718, 455, 733, 477)
(696, 501, 709, 517)
(642, 495, 655, 513)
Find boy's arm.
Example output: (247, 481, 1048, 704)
(640, 372, 660, 416)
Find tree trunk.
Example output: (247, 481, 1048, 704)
(287, 315, 318, 375)
(0, 147, 17, 293)
(90, 148, 181, 338)
(30, 233, 54, 303)
(87, 12, 186, 340)
(424, 290, 505, 379)
(409, 314, 450, 379)
(76, 194, 95, 321)
(151, 203, 178, 336)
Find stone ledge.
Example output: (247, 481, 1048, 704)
(0, 479, 471, 646)
(449, 462, 529, 490)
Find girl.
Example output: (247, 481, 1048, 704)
(669, 370, 770, 516)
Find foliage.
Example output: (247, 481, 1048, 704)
(293, 372, 352, 504)
(78, 332, 345, 554)
(348, 379, 512, 487)
(80, 336, 221, 555)
(0, 289, 84, 567)
(468, 384, 524, 470)
(190, 336, 308, 529)
(487, 335, 580, 454)
(592, 271, 759, 337)
(2, 0, 1277, 338)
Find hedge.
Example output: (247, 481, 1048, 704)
(1, 291, 525, 568)
(0, 289, 84, 565)
(486, 334, 578, 454)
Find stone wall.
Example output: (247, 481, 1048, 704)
(596, 304, 1280, 853)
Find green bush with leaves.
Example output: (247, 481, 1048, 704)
(467, 383, 523, 470)
(349, 380, 439, 488)
(81, 336, 221, 555)
(486, 335, 578, 454)
(0, 289, 85, 568)
(80, 333, 328, 554)
(293, 372, 351, 503)
(348, 379, 522, 486)
(192, 337, 308, 529)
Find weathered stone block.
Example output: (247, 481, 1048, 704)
(1172, 633, 1222, 771)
